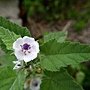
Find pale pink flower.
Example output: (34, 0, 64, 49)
(13, 36, 39, 62)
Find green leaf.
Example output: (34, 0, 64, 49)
(0, 54, 16, 68)
(41, 69, 83, 90)
(0, 54, 25, 90)
(40, 40, 90, 71)
(0, 16, 30, 36)
(0, 39, 8, 52)
(44, 31, 67, 43)
(0, 67, 17, 90)
(0, 39, 11, 53)
(0, 27, 20, 50)
(10, 70, 26, 90)
(0, 67, 25, 90)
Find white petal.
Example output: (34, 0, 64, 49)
(13, 61, 18, 64)
(31, 41, 39, 53)
(13, 61, 17, 64)
(24, 52, 37, 62)
(13, 37, 23, 50)
(23, 36, 35, 44)
(13, 64, 21, 70)
(14, 50, 24, 60)
(13, 61, 21, 64)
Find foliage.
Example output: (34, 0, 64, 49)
(0, 54, 25, 90)
(0, 27, 20, 50)
(41, 69, 83, 90)
(0, 49, 26, 90)
(40, 40, 90, 71)
(0, 66, 25, 90)
(0, 39, 8, 53)
(9, 70, 26, 90)
(0, 17, 30, 36)
(0, 17, 90, 89)
(0, 66, 16, 90)
(44, 31, 67, 43)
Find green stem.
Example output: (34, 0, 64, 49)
(30, 61, 36, 76)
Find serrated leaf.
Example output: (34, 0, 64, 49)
(41, 69, 83, 90)
(0, 27, 20, 50)
(44, 31, 67, 43)
(0, 39, 11, 53)
(0, 16, 30, 36)
(0, 39, 7, 52)
(40, 40, 90, 71)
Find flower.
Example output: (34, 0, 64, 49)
(30, 77, 42, 90)
(13, 60, 23, 70)
(13, 36, 39, 62)
(24, 77, 42, 90)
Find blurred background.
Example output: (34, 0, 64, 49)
(0, 0, 90, 90)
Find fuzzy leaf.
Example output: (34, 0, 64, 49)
(0, 67, 25, 90)
(0, 55, 25, 90)
(0, 67, 16, 90)
(44, 31, 67, 43)
(0, 16, 30, 36)
(0, 39, 12, 53)
(0, 39, 8, 53)
(41, 69, 83, 90)
(40, 40, 90, 71)
(0, 54, 16, 68)
(0, 27, 20, 50)
(10, 70, 25, 90)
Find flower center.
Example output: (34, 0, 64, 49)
(33, 81, 38, 87)
(22, 43, 30, 50)
(20, 43, 31, 55)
